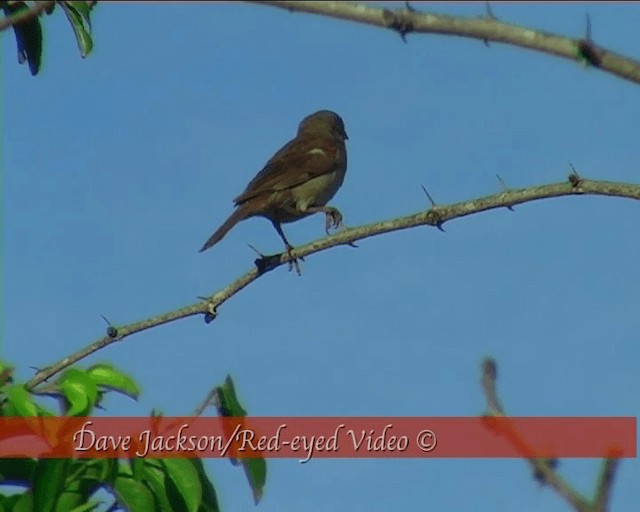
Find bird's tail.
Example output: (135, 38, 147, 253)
(199, 206, 251, 253)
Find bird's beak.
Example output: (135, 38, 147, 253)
(343, 129, 349, 140)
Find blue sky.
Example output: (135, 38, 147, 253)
(3, 2, 639, 511)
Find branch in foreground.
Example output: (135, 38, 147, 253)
(0, 1, 54, 31)
(481, 358, 620, 512)
(248, 1, 640, 86)
(25, 178, 640, 389)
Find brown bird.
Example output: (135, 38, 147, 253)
(199, 110, 348, 259)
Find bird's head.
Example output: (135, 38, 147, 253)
(298, 110, 348, 141)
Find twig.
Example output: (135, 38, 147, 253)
(593, 458, 620, 512)
(481, 358, 607, 512)
(193, 387, 219, 417)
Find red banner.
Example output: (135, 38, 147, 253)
(0, 417, 635, 460)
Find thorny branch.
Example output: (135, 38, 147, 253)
(25, 177, 640, 389)
(249, 1, 640, 85)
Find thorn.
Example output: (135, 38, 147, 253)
(420, 184, 437, 207)
(496, 174, 515, 211)
(248, 244, 265, 258)
(568, 162, 581, 176)
(405, 1, 416, 13)
(567, 162, 583, 187)
(485, 1, 496, 20)
(436, 223, 446, 233)
(345, 241, 359, 249)
(481, 1, 496, 47)
(100, 314, 112, 326)
(576, 14, 601, 68)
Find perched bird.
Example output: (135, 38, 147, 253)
(199, 110, 348, 259)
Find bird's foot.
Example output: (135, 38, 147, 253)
(324, 207, 343, 235)
(285, 244, 304, 276)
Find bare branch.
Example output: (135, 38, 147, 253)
(593, 458, 620, 512)
(248, 1, 640, 85)
(481, 358, 593, 512)
(25, 178, 640, 389)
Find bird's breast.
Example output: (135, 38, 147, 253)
(291, 169, 343, 210)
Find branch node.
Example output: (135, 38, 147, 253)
(496, 174, 515, 211)
(203, 302, 218, 324)
(382, 8, 414, 44)
(567, 162, 583, 188)
(533, 459, 560, 486)
(424, 206, 446, 232)
(101, 315, 118, 338)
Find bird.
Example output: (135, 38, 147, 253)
(199, 110, 348, 261)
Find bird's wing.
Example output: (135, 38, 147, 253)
(233, 136, 340, 205)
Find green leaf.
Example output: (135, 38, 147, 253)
(139, 461, 175, 512)
(11, 492, 34, 512)
(161, 459, 202, 512)
(241, 457, 267, 505)
(128, 455, 146, 480)
(87, 363, 140, 399)
(80, 458, 120, 485)
(6, 384, 39, 417)
(215, 376, 266, 504)
(32, 459, 69, 512)
(60, 1, 94, 58)
(215, 375, 247, 418)
(112, 475, 157, 512)
(190, 458, 220, 512)
(50, 462, 103, 510)
(59, 368, 98, 416)
(2, 2, 43, 75)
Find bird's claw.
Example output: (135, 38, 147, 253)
(285, 245, 304, 276)
(324, 208, 343, 235)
